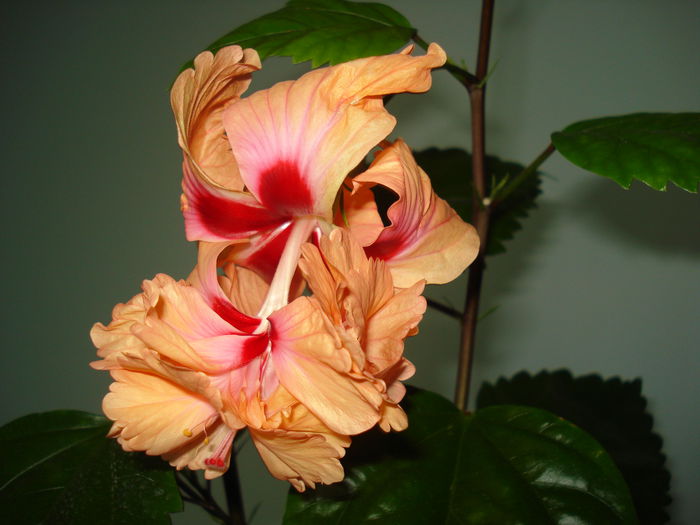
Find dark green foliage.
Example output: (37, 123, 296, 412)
(478, 370, 671, 524)
(0, 410, 182, 524)
(284, 387, 637, 524)
(552, 113, 700, 192)
(193, 0, 415, 68)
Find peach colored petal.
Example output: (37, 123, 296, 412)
(269, 297, 384, 435)
(378, 403, 408, 432)
(379, 358, 415, 404)
(334, 181, 383, 246)
(218, 262, 269, 317)
(103, 369, 219, 456)
(363, 280, 426, 374)
(171, 46, 260, 190)
(222, 44, 446, 219)
(250, 428, 345, 492)
(301, 229, 426, 374)
(89, 275, 170, 364)
(352, 139, 480, 287)
(249, 405, 350, 491)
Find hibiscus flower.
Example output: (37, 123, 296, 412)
(171, 44, 479, 288)
(91, 231, 424, 490)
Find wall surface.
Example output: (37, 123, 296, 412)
(1, 1, 698, 524)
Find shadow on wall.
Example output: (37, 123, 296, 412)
(574, 178, 700, 259)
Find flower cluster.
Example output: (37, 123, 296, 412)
(91, 44, 478, 490)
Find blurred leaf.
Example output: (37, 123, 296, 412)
(284, 387, 637, 525)
(551, 113, 700, 192)
(478, 370, 670, 524)
(414, 148, 541, 255)
(194, 0, 414, 68)
(0, 410, 181, 525)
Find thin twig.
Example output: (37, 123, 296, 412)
(176, 472, 230, 522)
(455, 0, 496, 412)
(426, 298, 462, 320)
(492, 143, 555, 206)
(223, 438, 247, 525)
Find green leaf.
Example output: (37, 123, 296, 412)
(0, 410, 182, 524)
(198, 0, 415, 68)
(477, 370, 671, 524)
(414, 148, 541, 255)
(283, 387, 637, 525)
(551, 113, 700, 192)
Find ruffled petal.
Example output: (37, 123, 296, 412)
(363, 280, 426, 374)
(250, 427, 346, 492)
(103, 369, 218, 456)
(171, 45, 260, 190)
(222, 44, 446, 218)
(250, 404, 349, 491)
(90, 282, 153, 365)
(352, 139, 480, 287)
(269, 297, 383, 435)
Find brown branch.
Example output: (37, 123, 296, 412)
(426, 297, 462, 320)
(455, 0, 496, 412)
(491, 143, 555, 206)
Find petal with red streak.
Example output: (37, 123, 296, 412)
(222, 44, 447, 219)
(353, 140, 480, 287)
(181, 161, 286, 242)
(269, 297, 383, 435)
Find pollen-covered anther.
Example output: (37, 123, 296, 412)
(182, 428, 193, 437)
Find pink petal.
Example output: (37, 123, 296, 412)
(189, 242, 261, 333)
(269, 297, 383, 435)
(222, 44, 447, 219)
(181, 161, 286, 242)
(190, 333, 269, 371)
(353, 140, 480, 287)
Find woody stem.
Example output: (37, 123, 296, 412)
(455, 0, 495, 412)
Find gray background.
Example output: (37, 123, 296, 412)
(1, 1, 698, 523)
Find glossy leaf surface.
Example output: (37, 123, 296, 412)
(199, 0, 414, 67)
(284, 387, 637, 524)
(0, 410, 181, 524)
(478, 369, 671, 524)
(414, 148, 541, 255)
(551, 113, 700, 192)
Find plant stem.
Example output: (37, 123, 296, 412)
(455, 0, 495, 412)
(426, 297, 462, 320)
(176, 471, 230, 522)
(223, 451, 247, 525)
(492, 143, 555, 206)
